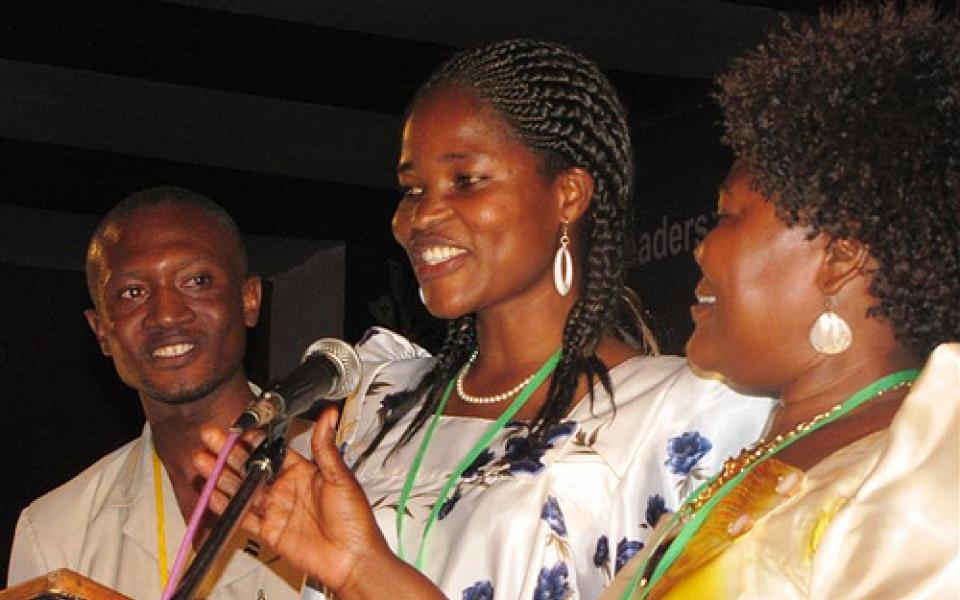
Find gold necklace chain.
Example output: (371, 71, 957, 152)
(624, 370, 920, 600)
(682, 378, 914, 516)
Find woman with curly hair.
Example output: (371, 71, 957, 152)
(195, 39, 771, 599)
(604, 3, 959, 598)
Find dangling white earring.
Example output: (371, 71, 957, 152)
(809, 297, 852, 355)
(553, 222, 573, 296)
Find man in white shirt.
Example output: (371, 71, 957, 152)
(8, 187, 304, 600)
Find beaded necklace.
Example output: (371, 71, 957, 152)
(456, 349, 539, 404)
(621, 368, 920, 600)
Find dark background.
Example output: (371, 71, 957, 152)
(0, 0, 889, 587)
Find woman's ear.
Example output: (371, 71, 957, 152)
(554, 167, 595, 224)
(816, 238, 872, 295)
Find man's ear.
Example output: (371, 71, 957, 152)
(242, 276, 263, 328)
(84, 308, 111, 357)
(816, 238, 872, 295)
(554, 167, 595, 225)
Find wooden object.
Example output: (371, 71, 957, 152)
(0, 569, 133, 600)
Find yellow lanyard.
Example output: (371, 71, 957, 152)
(152, 450, 170, 589)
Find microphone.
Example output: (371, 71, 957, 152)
(231, 338, 361, 433)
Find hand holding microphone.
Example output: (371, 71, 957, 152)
(196, 337, 443, 600)
(231, 338, 362, 433)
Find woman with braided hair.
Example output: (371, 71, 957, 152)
(195, 39, 771, 599)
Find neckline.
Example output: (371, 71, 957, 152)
(438, 353, 648, 423)
(395, 348, 562, 569)
(622, 367, 921, 600)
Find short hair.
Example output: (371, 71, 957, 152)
(716, 2, 960, 356)
(85, 186, 248, 302)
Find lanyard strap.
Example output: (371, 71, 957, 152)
(395, 348, 562, 570)
(152, 450, 170, 590)
(623, 368, 921, 600)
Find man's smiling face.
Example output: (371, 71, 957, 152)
(85, 202, 260, 405)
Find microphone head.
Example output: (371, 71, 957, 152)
(301, 338, 362, 399)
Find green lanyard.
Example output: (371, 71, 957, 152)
(622, 368, 921, 600)
(395, 348, 562, 570)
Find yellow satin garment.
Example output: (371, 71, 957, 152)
(608, 343, 959, 600)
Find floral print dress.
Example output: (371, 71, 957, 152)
(335, 328, 773, 600)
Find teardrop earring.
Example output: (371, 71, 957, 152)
(553, 222, 573, 296)
(808, 297, 852, 355)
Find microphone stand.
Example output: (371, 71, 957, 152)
(170, 420, 289, 600)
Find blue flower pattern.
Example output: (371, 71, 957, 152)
(380, 389, 413, 414)
(503, 435, 545, 474)
(442, 423, 577, 519)
(664, 431, 713, 475)
(357, 338, 730, 598)
(533, 562, 570, 600)
(616, 537, 644, 574)
(645, 494, 669, 528)
(462, 580, 494, 600)
(462, 448, 496, 479)
(504, 421, 577, 475)
(437, 489, 462, 520)
(594, 534, 610, 568)
(541, 496, 567, 537)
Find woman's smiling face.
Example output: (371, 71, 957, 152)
(392, 85, 566, 319)
(686, 166, 827, 393)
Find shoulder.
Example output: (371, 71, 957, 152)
(358, 327, 434, 396)
(859, 342, 959, 497)
(867, 343, 960, 489)
(807, 345, 960, 598)
(583, 354, 771, 420)
(573, 355, 773, 480)
(16, 435, 143, 547)
(355, 326, 432, 364)
(898, 342, 960, 419)
(338, 327, 434, 451)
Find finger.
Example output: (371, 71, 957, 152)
(199, 426, 228, 453)
(239, 429, 266, 452)
(193, 438, 246, 496)
(204, 483, 261, 527)
(192, 446, 218, 479)
(205, 485, 232, 514)
(200, 428, 251, 474)
(312, 407, 353, 486)
(203, 477, 269, 541)
(196, 452, 245, 498)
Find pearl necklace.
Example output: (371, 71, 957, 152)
(455, 349, 540, 404)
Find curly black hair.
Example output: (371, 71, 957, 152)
(357, 39, 642, 466)
(716, 1, 960, 356)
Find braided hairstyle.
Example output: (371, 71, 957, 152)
(358, 39, 638, 466)
(715, 2, 960, 357)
